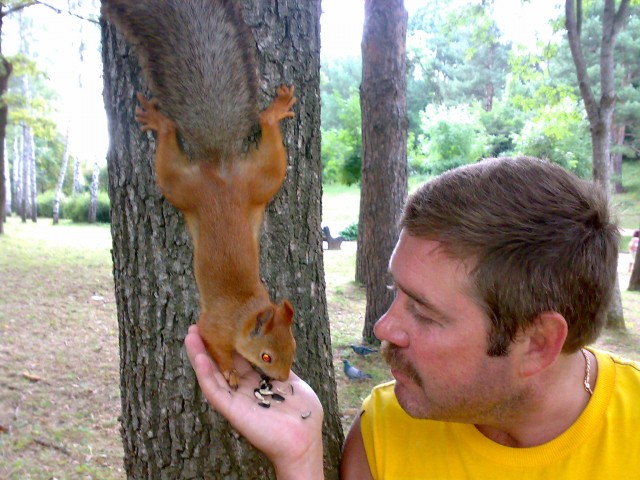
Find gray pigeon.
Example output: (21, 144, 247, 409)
(343, 360, 372, 380)
(350, 344, 378, 356)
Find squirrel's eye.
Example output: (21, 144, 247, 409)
(261, 353, 272, 363)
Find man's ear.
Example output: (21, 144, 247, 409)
(519, 311, 568, 378)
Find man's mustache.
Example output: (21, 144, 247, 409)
(381, 341, 422, 387)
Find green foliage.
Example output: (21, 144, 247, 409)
(418, 104, 490, 175)
(321, 59, 363, 185)
(512, 97, 592, 177)
(64, 192, 111, 224)
(339, 222, 358, 241)
(478, 99, 526, 158)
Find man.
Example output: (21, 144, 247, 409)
(185, 156, 640, 479)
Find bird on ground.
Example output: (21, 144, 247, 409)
(350, 344, 378, 356)
(343, 360, 373, 380)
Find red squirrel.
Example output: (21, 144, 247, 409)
(103, 0, 297, 389)
(135, 87, 297, 389)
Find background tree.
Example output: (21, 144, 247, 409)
(101, 0, 343, 477)
(356, 0, 408, 343)
(565, 0, 630, 329)
(630, 233, 640, 290)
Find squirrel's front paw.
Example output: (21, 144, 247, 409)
(223, 368, 240, 390)
(135, 92, 171, 133)
(261, 84, 297, 124)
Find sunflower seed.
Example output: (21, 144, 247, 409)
(301, 411, 311, 419)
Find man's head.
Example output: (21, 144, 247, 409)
(400, 156, 619, 356)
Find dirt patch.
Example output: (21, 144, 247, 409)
(0, 219, 123, 479)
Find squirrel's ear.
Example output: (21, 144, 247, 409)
(277, 300, 294, 325)
(245, 307, 275, 337)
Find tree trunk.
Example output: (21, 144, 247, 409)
(629, 244, 640, 291)
(3, 139, 10, 219)
(12, 134, 21, 216)
(53, 124, 71, 225)
(29, 129, 36, 222)
(565, 0, 629, 330)
(88, 159, 99, 223)
(20, 122, 29, 223)
(356, 0, 409, 344)
(72, 156, 82, 193)
(610, 123, 625, 194)
(101, 0, 342, 478)
(0, 54, 11, 233)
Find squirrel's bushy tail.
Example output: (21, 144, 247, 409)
(102, 0, 259, 161)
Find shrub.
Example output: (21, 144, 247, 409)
(64, 192, 111, 223)
(420, 104, 490, 175)
(37, 190, 65, 218)
(339, 222, 358, 241)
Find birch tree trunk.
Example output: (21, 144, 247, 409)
(88, 158, 99, 223)
(20, 122, 30, 222)
(565, 0, 629, 329)
(28, 129, 36, 222)
(72, 156, 82, 193)
(53, 124, 71, 225)
(3, 140, 10, 219)
(102, 1, 342, 478)
(12, 134, 20, 216)
(356, 0, 408, 343)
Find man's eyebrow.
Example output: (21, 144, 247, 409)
(393, 279, 453, 324)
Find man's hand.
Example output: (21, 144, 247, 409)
(184, 325, 325, 480)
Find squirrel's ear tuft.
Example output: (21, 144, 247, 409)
(277, 300, 294, 325)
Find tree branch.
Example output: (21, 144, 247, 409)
(612, 0, 630, 38)
(565, 0, 599, 125)
(3, 0, 99, 24)
(2, 1, 39, 17)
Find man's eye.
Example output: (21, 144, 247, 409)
(408, 301, 436, 325)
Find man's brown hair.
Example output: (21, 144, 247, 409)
(401, 157, 619, 356)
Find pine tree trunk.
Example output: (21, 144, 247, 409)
(356, 0, 408, 343)
(238, 1, 345, 471)
(102, 1, 342, 478)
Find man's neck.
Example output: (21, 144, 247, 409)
(475, 349, 597, 448)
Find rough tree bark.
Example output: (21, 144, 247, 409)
(101, 0, 343, 478)
(565, 0, 629, 329)
(355, 0, 408, 344)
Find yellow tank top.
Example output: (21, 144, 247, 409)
(360, 349, 640, 479)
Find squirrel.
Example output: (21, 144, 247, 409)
(102, 0, 297, 388)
